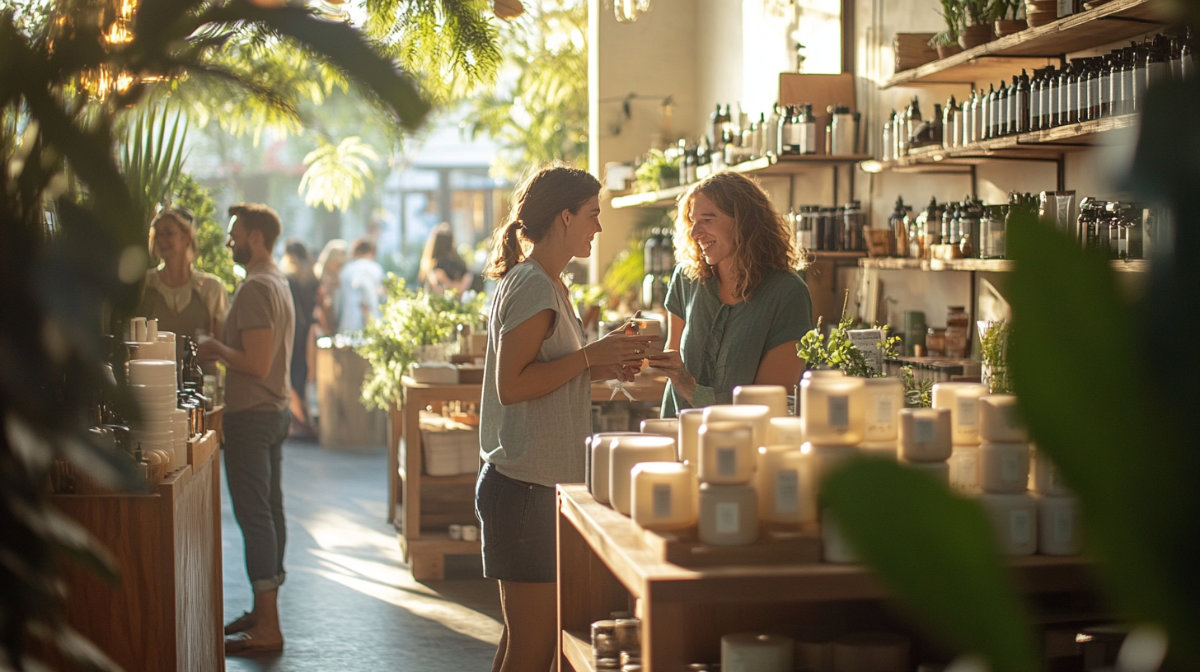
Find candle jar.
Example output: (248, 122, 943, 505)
(755, 445, 816, 524)
(677, 408, 705, 466)
(698, 483, 759, 545)
(978, 394, 1028, 442)
(767, 416, 805, 446)
(933, 382, 989, 445)
(631, 461, 699, 531)
(898, 408, 952, 462)
(703, 404, 771, 451)
(640, 417, 678, 437)
(698, 421, 756, 484)
(979, 492, 1037, 555)
(608, 434, 677, 515)
(799, 370, 865, 446)
(733, 384, 790, 418)
(861, 377, 904, 442)
(1036, 493, 1082, 556)
(979, 441, 1031, 493)
(588, 432, 641, 504)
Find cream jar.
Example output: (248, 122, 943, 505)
(609, 434, 677, 515)
(733, 384, 790, 419)
(721, 633, 794, 672)
(698, 421, 756, 484)
(979, 491, 1037, 555)
(703, 403, 771, 450)
(932, 381, 989, 445)
(1036, 493, 1082, 556)
(631, 461, 699, 531)
(698, 483, 759, 545)
(767, 416, 805, 447)
(898, 408, 952, 462)
(979, 441, 1030, 494)
(640, 417, 678, 437)
(677, 408, 705, 465)
(755, 444, 815, 524)
(588, 432, 640, 504)
(978, 394, 1028, 442)
(800, 370, 865, 446)
(862, 377, 904, 442)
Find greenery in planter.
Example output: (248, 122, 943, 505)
(633, 148, 680, 193)
(930, 0, 962, 48)
(357, 275, 486, 410)
(796, 310, 932, 407)
(979, 319, 1013, 394)
(989, 0, 1023, 21)
(960, 0, 998, 27)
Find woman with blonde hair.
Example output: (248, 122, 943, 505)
(418, 222, 473, 297)
(475, 163, 653, 672)
(648, 170, 814, 416)
(139, 206, 228, 349)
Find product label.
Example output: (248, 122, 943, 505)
(1001, 453, 1020, 484)
(652, 483, 673, 519)
(717, 447, 737, 476)
(1011, 509, 1033, 546)
(715, 502, 741, 534)
(1003, 405, 1020, 430)
(775, 470, 799, 513)
(915, 417, 935, 444)
(828, 395, 849, 429)
(957, 397, 978, 427)
(874, 394, 895, 424)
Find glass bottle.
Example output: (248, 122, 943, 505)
(904, 96, 922, 152)
(943, 95, 957, 149)
(1100, 54, 1115, 118)
(1133, 42, 1147, 113)
(1044, 64, 1058, 129)
(799, 104, 818, 155)
(881, 115, 893, 161)
(1029, 69, 1042, 132)
(1147, 35, 1170, 92)
(887, 197, 908, 258)
(1015, 71, 1029, 134)
(995, 81, 1009, 137)
(1181, 28, 1193, 81)
(765, 103, 781, 158)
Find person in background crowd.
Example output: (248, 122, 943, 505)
(418, 222, 473, 297)
(138, 206, 228, 355)
(648, 171, 814, 416)
(198, 203, 295, 657)
(336, 237, 384, 334)
(280, 238, 319, 440)
(475, 163, 654, 672)
(313, 239, 348, 339)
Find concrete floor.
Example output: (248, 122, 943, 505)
(221, 439, 502, 671)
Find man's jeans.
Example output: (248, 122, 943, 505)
(224, 409, 291, 593)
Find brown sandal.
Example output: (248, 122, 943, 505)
(224, 631, 284, 657)
(223, 611, 256, 635)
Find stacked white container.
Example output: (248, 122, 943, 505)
(974, 393, 1037, 556)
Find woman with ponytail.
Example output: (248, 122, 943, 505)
(475, 163, 653, 672)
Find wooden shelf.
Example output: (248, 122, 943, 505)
(870, 114, 1139, 171)
(884, 0, 1166, 88)
(562, 630, 597, 672)
(860, 256, 1148, 272)
(610, 154, 872, 209)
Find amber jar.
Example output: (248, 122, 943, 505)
(925, 327, 947, 357)
(945, 305, 970, 358)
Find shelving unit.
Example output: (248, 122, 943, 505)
(557, 484, 1096, 672)
(860, 256, 1148, 273)
(883, 0, 1165, 89)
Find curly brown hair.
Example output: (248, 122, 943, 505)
(673, 171, 799, 302)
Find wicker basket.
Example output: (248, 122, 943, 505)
(893, 32, 938, 71)
(418, 412, 479, 476)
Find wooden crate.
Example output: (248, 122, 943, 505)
(893, 32, 938, 72)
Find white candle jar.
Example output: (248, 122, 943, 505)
(1031, 444, 1072, 496)
(862, 377, 904, 442)
(948, 445, 981, 493)
(979, 491, 1038, 556)
(900, 458, 950, 487)
(677, 407, 705, 465)
(979, 441, 1031, 494)
(733, 384, 790, 419)
(767, 416, 805, 446)
(703, 403, 771, 450)
(978, 394, 1028, 442)
(800, 370, 865, 445)
(698, 421, 756, 484)
(640, 417, 678, 437)
(755, 444, 816, 524)
(631, 461, 699, 531)
(1036, 493, 1082, 556)
(898, 408, 952, 462)
(588, 432, 640, 504)
(698, 482, 759, 545)
(608, 434, 677, 515)
(809, 443, 858, 505)
(932, 382, 990, 446)
(721, 633, 795, 672)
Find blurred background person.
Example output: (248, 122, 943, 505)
(139, 206, 229, 358)
(336, 237, 384, 335)
(313, 239, 348, 339)
(418, 222, 473, 298)
(280, 238, 319, 440)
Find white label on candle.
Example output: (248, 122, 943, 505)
(652, 483, 673, 518)
(828, 395, 849, 429)
(717, 447, 737, 475)
(1054, 508, 1072, 544)
(957, 397, 979, 426)
(716, 502, 741, 534)
(1011, 509, 1033, 545)
(1001, 453, 1020, 483)
(874, 394, 895, 423)
(775, 470, 799, 513)
(915, 417, 935, 444)
(1003, 405, 1020, 430)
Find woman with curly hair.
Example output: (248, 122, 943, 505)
(648, 171, 814, 416)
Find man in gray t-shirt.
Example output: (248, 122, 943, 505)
(198, 203, 294, 657)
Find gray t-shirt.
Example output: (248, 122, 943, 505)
(661, 266, 813, 417)
(223, 264, 295, 413)
(479, 260, 590, 487)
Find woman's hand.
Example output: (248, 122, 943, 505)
(583, 329, 656, 368)
(646, 350, 697, 402)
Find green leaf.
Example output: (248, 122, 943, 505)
(824, 457, 1037, 672)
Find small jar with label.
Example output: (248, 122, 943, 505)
(698, 482, 759, 545)
(799, 370, 865, 445)
(944, 305, 970, 358)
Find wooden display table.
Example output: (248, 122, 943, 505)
(49, 430, 224, 672)
(388, 374, 667, 581)
(557, 484, 1095, 672)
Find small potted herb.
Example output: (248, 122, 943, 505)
(958, 0, 997, 49)
(930, 0, 964, 59)
(991, 0, 1026, 37)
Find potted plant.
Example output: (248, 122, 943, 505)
(797, 311, 932, 407)
(991, 0, 1026, 37)
(978, 319, 1013, 393)
(930, 0, 964, 59)
(958, 0, 997, 49)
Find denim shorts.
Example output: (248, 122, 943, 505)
(475, 462, 557, 583)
